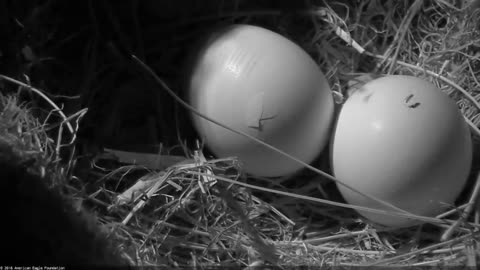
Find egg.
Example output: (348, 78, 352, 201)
(188, 24, 334, 177)
(331, 75, 472, 227)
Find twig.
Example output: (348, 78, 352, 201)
(310, 8, 365, 54)
(0, 74, 74, 134)
(363, 51, 480, 114)
(121, 169, 174, 225)
(289, 229, 371, 245)
(441, 171, 480, 241)
(436, 203, 468, 219)
(385, 0, 424, 74)
(464, 117, 480, 138)
(190, 171, 456, 226)
(464, 239, 477, 268)
(366, 231, 480, 266)
(321, 16, 480, 118)
(410, 254, 459, 266)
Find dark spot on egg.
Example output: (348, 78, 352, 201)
(408, 102, 421, 108)
(362, 93, 373, 103)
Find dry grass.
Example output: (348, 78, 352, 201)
(1, 0, 480, 267)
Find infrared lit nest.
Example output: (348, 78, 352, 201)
(1, 0, 480, 267)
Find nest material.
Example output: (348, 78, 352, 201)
(0, 0, 480, 267)
(0, 96, 128, 266)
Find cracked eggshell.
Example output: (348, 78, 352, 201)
(331, 75, 472, 227)
(188, 24, 334, 177)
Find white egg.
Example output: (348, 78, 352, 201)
(188, 24, 334, 177)
(331, 75, 472, 227)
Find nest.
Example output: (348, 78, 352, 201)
(1, 0, 480, 267)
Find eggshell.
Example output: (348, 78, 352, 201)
(188, 24, 334, 177)
(331, 75, 472, 227)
